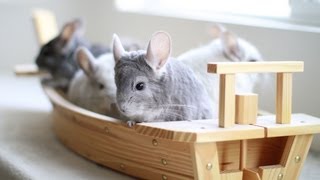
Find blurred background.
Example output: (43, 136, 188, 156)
(0, 0, 319, 117)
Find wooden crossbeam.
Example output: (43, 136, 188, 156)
(208, 61, 304, 74)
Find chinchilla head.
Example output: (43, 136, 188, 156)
(113, 32, 173, 121)
(211, 24, 266, 85)
(209, 24, 263, 63)
(73, 47, 117, 115)
(35, 19, 85, 74)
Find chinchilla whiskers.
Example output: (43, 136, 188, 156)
(160, 104, 197, 109)
(158, 111, 185, 121)
(161, 107, 185, 118)
(143, 103, 197, 110)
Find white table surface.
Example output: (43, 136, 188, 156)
(0, 73, 319, 180)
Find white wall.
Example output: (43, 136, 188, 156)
(1, 0, 319, 117)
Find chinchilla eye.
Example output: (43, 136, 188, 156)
(135, 82, 145, 91)
(98, 83, 105, 90)
(249, 59, 257, 62)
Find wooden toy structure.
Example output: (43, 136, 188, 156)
(41, 60, 320, 180)
(15, 9, 320, 180)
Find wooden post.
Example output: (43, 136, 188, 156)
(219, 74, 235, 128)
(236, 93, 258, 125)
(240, 140, 248, 170)
(276, 73, 292, 124)
(279, 135, 313, 180)
(190, 142, 221, 180)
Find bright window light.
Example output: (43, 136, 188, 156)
(115, 0, 291, 18)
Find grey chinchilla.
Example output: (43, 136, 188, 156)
(35, 19, 110, 90)
(113, 31, 213, 126)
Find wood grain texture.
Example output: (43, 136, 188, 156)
(243, 168, 261, 180)
(258, 165, 284, 180)
(190, 142, 220, 180)
(280, 135, 313, 180)
(240, 140, 248, 170)
(207, 61, 304, 74)
(53, 104, 194, 179)
(220, 170, 243, 180)
(236, 93, 258, 125)
(219, 74, 235, 128)
(276, 73, 292, 124)
(32, 9, 58, 45)
(255, 114, 320, 137)
(137, 120, 265, 143)
(246, 137, 287, 169)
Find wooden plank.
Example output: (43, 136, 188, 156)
(53, 107, 194, 179)
(280, 135, 313, 180)
(243, 169, 261, 180)
(32, 9, 58, 45)
(246, 137, 287, 169)
(236, 93, 258, 125)
(207, 61, 304, 74)
(255, 114, 320, 137)
(276, 73, 292, 124)
(190, 142, 220, 180)
(217, 141, 241, 171)
(240, 140, 248, 170)
(220, 170, 243, 180)
(219, 74, 235, 128)
(137, 120, 265, 143)
(258, 165, 284, 180)
(14, 64, 46, 76)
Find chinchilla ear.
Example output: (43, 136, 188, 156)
(208, 24, 226, 39)
(75, 47, 96, 77)
(221, 31, 243, 61)
(112, 34, 126, 62)
(61, 18, 85, 43)
(145, 31, 172, 71)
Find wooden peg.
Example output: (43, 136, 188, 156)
(236, 93, 258, 125)
(276, 73, 292, 124)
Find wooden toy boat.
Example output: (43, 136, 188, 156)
(38, 61, 320, 180)
(18, 9, 319, 179)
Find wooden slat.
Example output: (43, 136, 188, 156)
(220, 170, 243, 180)
(240, 140, 248, 170)
(136, 120, 265, 143)
(190, 142, 220, 180)
(276, 73, 292, 124)
(280, 135, 313, 180)
(53, 107, 194, 179)
(255, 114, 320, 137)
(14, 64, 46, 76)
(32, 9, 58, 45)
(246, 137, 287, 169)
(217, 141, 241, 171)
(207, 61, 304, 74)
(219, 74, 235, 128)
